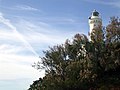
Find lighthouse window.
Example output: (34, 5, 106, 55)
(90, 21, 93, 24)
(90, 20, 100, 24)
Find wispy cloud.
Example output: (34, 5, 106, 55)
(107, 1, 120, 8)
(0, 12, 39, 57)
(0, 13, 44, 88)
(15, 5, 38, 11)
(14, 19, 77, 44)
(0, 44, 22, 54)
(0, 53, 44, 80)
(84, 0, 120, 8)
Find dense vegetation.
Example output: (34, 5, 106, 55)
(28, 17, 120, 90)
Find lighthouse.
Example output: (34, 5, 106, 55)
(88, 10, 102, 40)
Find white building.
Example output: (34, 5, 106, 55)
(88, 10, 102, 40)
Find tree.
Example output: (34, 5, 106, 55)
(28, 17, 120, 90)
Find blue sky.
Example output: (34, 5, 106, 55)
(0, 0, 120, 90)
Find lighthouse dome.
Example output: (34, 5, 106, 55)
(92, 10, 99, 16)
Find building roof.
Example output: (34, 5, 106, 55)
(92, 10, 99, 16)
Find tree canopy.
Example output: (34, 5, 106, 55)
(28, 17, 120, 90)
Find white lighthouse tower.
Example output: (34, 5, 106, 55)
(88, 10, 102, 40)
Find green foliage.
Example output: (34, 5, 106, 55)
(28, 17, 120, 90)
